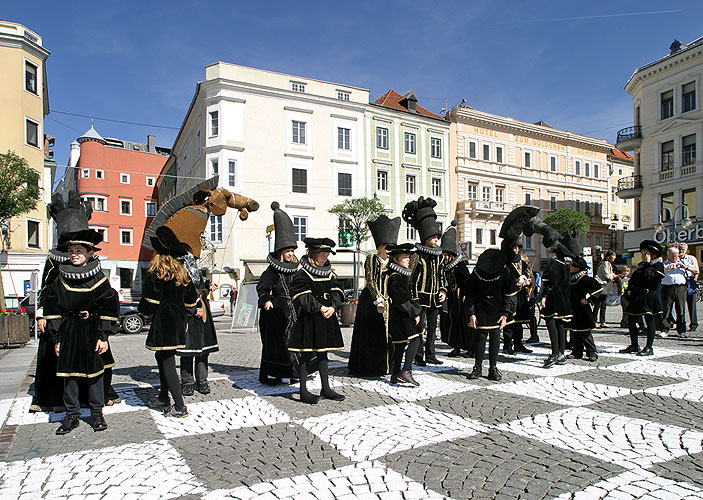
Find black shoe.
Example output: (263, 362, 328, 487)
(398, 370, 420, 386)
(487, 367, 502, 381)
(196, 382, 211, 395)
(514, 344, 533, 354)
(414, 358, 427, 367)
(543, 355, 556, 368)
(147, 397, 171, 410)
(260, 377, 280, 386)
(300, 392, 321, 404)
(426, 357, 444, 365)
(56, 416, 79, 435)
(565, 353, 582, 360)
(584, 353, 599, 362)
(181, 383, 195, 396)
(390, 373, 399, 384)
(503, 346, 516, 355)
(321, 389, 345, 401)
(467, 366, 482, 379)
(524, 336, 540, 345)
(164, 405, 189, 417)
(619, 345, 640, 354)
(637, 347, 654, 356)
(447, 348, 461, 357)
(555, 354, 567, 365)
(91, 414, 108, 432)
(461, 350, 473, 358)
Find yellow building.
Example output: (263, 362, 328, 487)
(0, 20, 51, 296)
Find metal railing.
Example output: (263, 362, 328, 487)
(616, 175, 643, 192)
(616, 126, 642, 143)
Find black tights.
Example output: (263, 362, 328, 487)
(392, 337, 421, 375)
(155, 351, 184, 409)
(474, 329, 501, 368)
(628, 314, 656, 350)
(298, 352, 340, 398)
(545, 317, 566, 356)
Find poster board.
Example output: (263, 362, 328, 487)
(229, 283, 259, 332)
(583, 246, 594, 277)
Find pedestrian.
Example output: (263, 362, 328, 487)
(439, 222, 473, 358)
(660, 246, 689, 338)
(139, 226, 198, 418)
(44, 225, 118, 435)
(677, 242, 699, 332)
(594, 250, 616, 328)
(348, 214, 400, 377)
(565, 256, 602, 362)
(118, 289, 125, 302)
(257, 202, 300, 386)
(465, 249, 517, 381)
(229, 286, 237, 316)
(402, 197, 446, 366)
(386, 243, 423, 386)
(288, 238, 345, 404)
(501, 237, 534, 355)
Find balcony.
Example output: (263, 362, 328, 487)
(616, 175, 643, 199)
(462, 200, 514, 220)
(615, 126, 642, 151)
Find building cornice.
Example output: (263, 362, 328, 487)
(284, 152, 314, 160)
(456, 166, 609, 194)
(367, 103, 450, 126)
(625, 38, 703, 94)
(0, 32, 50, 60)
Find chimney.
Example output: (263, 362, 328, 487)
(147, 134, 156, 153)
(68, 141, 81, 167)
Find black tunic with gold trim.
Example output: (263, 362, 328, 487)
(44, 259, 119, 379)
(139, 271, 198, 350)
(387, 263, 423, 343)
(505, 259, 534, 324)
(410, 245, 447, 308)
(349, 254, 390, 376)
(464, 267, 518, 329)
(177, 279, 219, 356)
(440, 255, 473, 349)
(624, 260, 665, 316)
(565, 271, 602, 332)
(288, 260, 344, 353)
(540, 258, 572, 320)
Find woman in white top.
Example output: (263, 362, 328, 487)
(594, 251, 616, 327)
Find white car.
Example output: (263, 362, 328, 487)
(209, 300, 226, 318)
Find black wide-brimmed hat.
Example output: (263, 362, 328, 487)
(387, 243, 417, 256)
(639, 239, 663, 258)
(555, 243, 579, 262)
(440, 221, 458, 255)
(402, 196, 441, 242)
(368, 215, 401, 248)
(270, 201, 297, 255)
(572, 256, 589, 270)
(304, 237, 336, 255)
(57, 229, 103, 252)
(51, 191, 103, 252)
(474, 249, 507, 281)
(151, 226, 189, 257)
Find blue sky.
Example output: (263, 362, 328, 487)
(5, 1, 703, 175)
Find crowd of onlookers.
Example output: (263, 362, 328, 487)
(593, 242, 700, 337)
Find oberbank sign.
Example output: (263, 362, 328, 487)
(654, 223, 703, 244)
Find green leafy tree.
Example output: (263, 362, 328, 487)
(328, 197, 386, 297)
(0, 151, 41, 309)
(544, 208, 590, 236)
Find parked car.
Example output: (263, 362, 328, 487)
(209, 300, 225, 318)
(119, 302, 148, 334)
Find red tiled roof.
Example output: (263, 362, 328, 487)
(609, 148, 634, 161)
(373, 89, 442, 119)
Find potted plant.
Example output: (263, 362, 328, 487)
(0, 308, 30, 347)
(340, 297, 358, 326)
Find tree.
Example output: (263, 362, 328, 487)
(544, 208, 590, 236)
(328, 197, 386, 297)
(0, 151, 41, 310)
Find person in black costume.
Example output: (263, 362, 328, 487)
(289, 238, 346, 404)
(501, 237, 534, 355)
(348, 215, 401, 377)
(439, 222, 472, 358)
(402, 197, 446, 366)
(257, 202, 300, 385)
(386, 243, 423, 386)
(138, 227, 198, 418)
(620, 240, 665, 356)
(45, 228, 119, 435)
(565, 256, 603, 361)
(465, 249, 518, 381)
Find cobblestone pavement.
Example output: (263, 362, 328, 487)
(1, 305, 703, 499)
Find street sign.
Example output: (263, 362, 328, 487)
(266, 224, 275, 233)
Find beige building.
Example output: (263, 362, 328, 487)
(606, 148, 635, 253)
(0, 20, 51, 296)
(447, 105, 612, 270)
(617, 37, 703, 264)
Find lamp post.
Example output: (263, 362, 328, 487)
(655, 204, 692, 243)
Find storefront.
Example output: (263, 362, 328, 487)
(623, 222, 703, 263)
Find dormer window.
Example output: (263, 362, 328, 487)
(400, 92, 418, 113)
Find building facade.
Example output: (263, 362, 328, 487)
(606, 148, 635, 253)
(447, 106, 612, 270)
(0, 20, 51, 298)
(617, 37, 703, 264)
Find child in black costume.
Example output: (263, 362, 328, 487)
(540, 244, 575, 368)
(565, 257, 603, 361)
(439, 222, 472, 358)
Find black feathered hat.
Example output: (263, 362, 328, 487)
(368, 215, 401, 248)
(523, 216, 562, 248)
(639, 239, 663, 258)
(386, 243, 417, 256)
(304, 237, 336, 255)
(53, 191, 103, 252)
(402, 196, 441, 242)
(270, 201, 297, 255)
(559, 228, 583, 258)
(474, 248, 507, 281)
(150, 226, 189, 257)
(440, 221, 458, 255)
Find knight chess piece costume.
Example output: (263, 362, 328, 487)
(257, 202, 300, 385)
(565, 254, 603, 361)
(348, 215, 401, 377)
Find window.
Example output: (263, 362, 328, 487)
(585, 162, 590, 177)
(575, 199, 581, 212)
(496, 146, 503, 164)
(550, 156, 557, 172)
(120, 173, 130, 184)
(469, 141, 477, 158)
(594, 202, 602, 217)
(661, 90, 673, 119)
(683, 134, 696, 166)
(661, 192, 674, 221)
(405, 174, 417, 194)
(584, 201, 591, 214)
(618, 168, 623, 175)
(406, 223, 416, 241)
(611, 186, 617, 202)
(120, 229, 132, 246)
(490, 229, 497, 246)
(496, 188, 504, 204)
(376, 127, 388, 150)
(476, 228, 483, 245)
(431, 178, 442, 197)
(550, 195, 557, 211)
(146, 201, 157, 217)
(337, 127, 351, 150)
(96, 170, 104, 179)
(337, 90, 350, 101)
(594, 163, 599, 178)
(524, 235, 533, 249)
(86, 197, 106, 212)
(467, 183, 477, 200)
(404, 132, 416, 154)
(210, 158, 219, 177)
(682, 82, 696, 113)
(27, 220, 39, 248)
(292, 121, 306, 144)
(120, 199, 132, 215)
(575, 160, 581, 176)
(81, 169, 89, 179)
(291, 82, 306, 93)
(146, 176, 155, 187)
(524, 151, 531, 168)
(209, 111, 219, 137)
(482, 186, 491, 202)
(26, 119, 39, 147)
(338, 172, 352, 196)
(293, 216, 307, 241)
(524, 191, 532, 205)
(661, 140, 674, 171)
(483, 144, 490, 161)
(623, 225, 629, 231)
(228, 160, 236, 186)
(93, 228, 107, 243)
(377, 170, 388, 191)
(209, 215, 222, 242)
(25, 61, 38, 94)
(292, 168, 307, 193)
(683, 188, 697, 218)
(431, 138, 442, 158)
